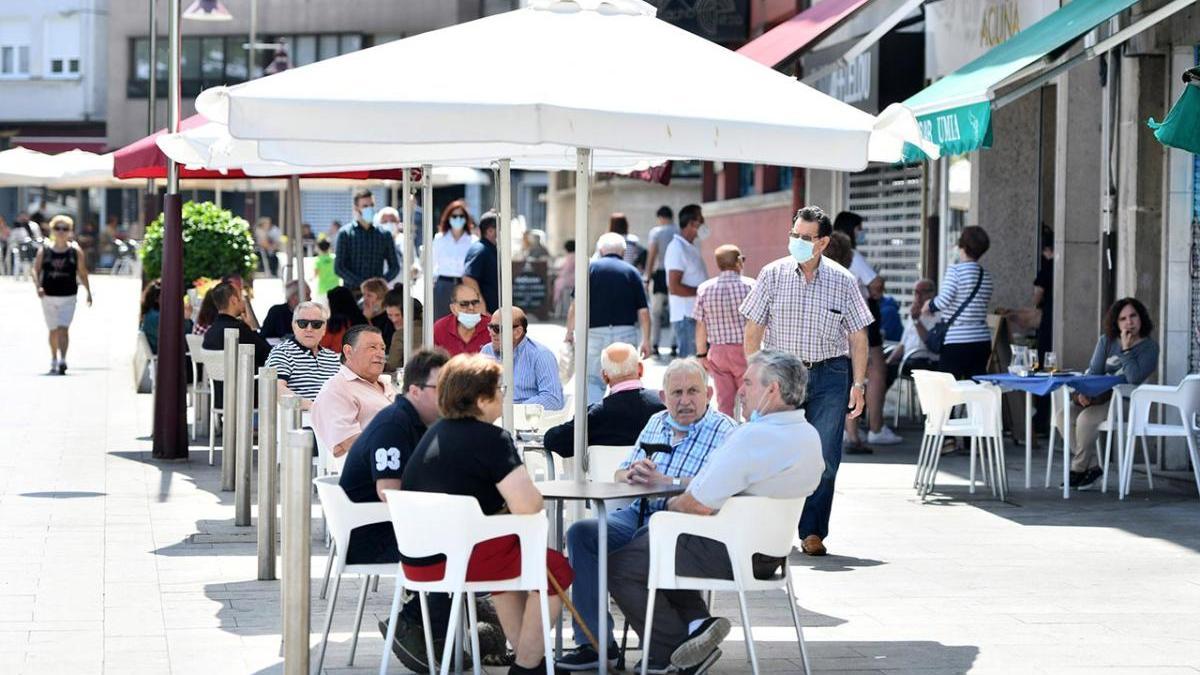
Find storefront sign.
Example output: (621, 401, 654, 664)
(925, 0, 1057, 80)
(653, 0, 749, 44)
(903, 100, 993, 162)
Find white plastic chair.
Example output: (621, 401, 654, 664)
(1044, 384, 1135, 494)
(188, 345, 227, 465)
(1121, 374, 1200, 499)
(586, 444, 637, 510)
(184, 334, 209, 441)
(642, 496, 810, 675)
(911, 371, 1006, 500)
(891, 348, 933, 427)
(379, 490, 555, 675)
(312, 476, 393, 673)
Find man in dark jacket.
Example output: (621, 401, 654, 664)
(202, 281, 271, 407)
(543, 342, 664, 458)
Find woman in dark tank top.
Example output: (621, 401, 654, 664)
(33, 215, 92, 375)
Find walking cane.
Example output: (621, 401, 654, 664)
(547, 572, 600, 653)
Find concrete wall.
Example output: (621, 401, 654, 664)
(701, 192, 793, 279)
(544, 175, 701, 257)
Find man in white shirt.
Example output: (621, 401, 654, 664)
(607, 350, 824, 673)
(663, 204, 709, 358)
(886, 278, 938, 387)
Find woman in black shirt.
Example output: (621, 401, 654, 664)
(33, 215, 92, 375)
(402, 354, 572, 675)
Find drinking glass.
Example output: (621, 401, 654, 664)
(1044, 351, 1058, 373)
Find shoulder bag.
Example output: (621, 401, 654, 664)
(925, 268, 983, 354)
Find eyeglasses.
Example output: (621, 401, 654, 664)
(789, 232, 820, 242)
(52, 226, 70, 233)
(412, 382, 437, 391)
(487, 324, 520, 334)
(498, 383, 508, 395)
(456, 299, 482, 308)
(295, 319, 325, 329)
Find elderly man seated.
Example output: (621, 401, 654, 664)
(557, 358, 735, 672)
(311, 324, 394, 458)
(885, 278, 938, 389)
(608, 350, 825, 673)
(264, 300, 341, 411)
(481, 306, 564, 410)
(543, 342, 664, 458)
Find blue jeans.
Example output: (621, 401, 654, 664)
(565, 506, 644, 646)
(798, 356, 851, 540)
(672, 317, 696, 357)
(586, 325, 641, 405)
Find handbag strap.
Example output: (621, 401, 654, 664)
(942, 267, 983, 330)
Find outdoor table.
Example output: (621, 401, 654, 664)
(536, 479, 685, 674)
(974, 373, 1122, 498)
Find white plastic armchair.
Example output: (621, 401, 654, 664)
(643, 496, 810, 675)
(379, 490, 554, 675)
(188, 345, 227, 465)
(910, 371, 1005, 499)
(312, 476, 394, 673)
(1122, 374, 1200, 499)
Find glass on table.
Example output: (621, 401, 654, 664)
(1044, 351, 1058, 373)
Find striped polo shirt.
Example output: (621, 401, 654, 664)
(265, 337, 342, 401)
(929, 261, 993, 345)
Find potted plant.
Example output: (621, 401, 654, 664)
(140, 201, 257, 287)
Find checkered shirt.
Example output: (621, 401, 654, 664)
(739, 256, 873, 362)
(619, 407, 736, 513)
(334, 222, 400, 288)
(693, 271, 755, 345)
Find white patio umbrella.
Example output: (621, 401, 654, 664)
(0, 147, 63, 186)
(189, 0, 934, 499)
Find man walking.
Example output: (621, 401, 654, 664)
(694, 245, 754, 418)
(334, 188, 400, 294)
(566, 232, 651, 404)
(740, 205, 872, 557)
(663, 204, 709, 358)
(644, 205, 676, 356)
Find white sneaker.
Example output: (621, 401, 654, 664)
(48, 359, 59, 374)
(868, 426, 903, 445)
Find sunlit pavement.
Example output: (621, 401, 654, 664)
(1, 275, 1198, 674)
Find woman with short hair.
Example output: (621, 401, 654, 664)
(33, 215, 92, 374)
(401, 354, 572, 674)
(925, 225, 994, 381)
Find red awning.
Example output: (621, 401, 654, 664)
(113, 114, 407, 181)
(736, 0, 874, 69)
(13, 139, 108, 154)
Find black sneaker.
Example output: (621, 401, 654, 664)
(57, 361, 67, 375)
(670, 617, 730, 670)
(1077, 467, 1104, 491)
(1067, 470, 1087, 488)
(507, 659, 546, 675)
(378, 617, 465, 673)
(555, 643, 619, 671)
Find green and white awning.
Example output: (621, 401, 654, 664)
(1149, 67, 1200, 154)
(902, 0, 1144, 161)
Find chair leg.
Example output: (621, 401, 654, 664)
(922, 435, 945, 497)
(466, 592, 482, 675)
(1185, 431, 1200, 499)
(379, 574, 405, 675)
(1101, 432, 1112, 494)
(373, 575, 381, 593)
(913, 434, 928, 489)
(208, 408, 217, 465)
(734, 590, 759, 674)
(641, 588, 657, 675)
(418, 592, 437, 675)
(538, 590, 555, 675)
(315, 570, 342, 675)
(320, 542, 336, 600)
(1140, 436, 1154, 490)
(968, 436, 977, 494)
(1120, 433, 1135, 499)
(438, 591, 462, 675)
(1044, 424, 1057, 489)
(784, 568, 811, 675)
(347, 575, 371, 666)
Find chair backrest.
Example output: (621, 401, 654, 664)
(184, 333, 205, 357)
(718, 496, 806, 560)
(191, 346, 226, 382)
(312, 475, 390, 570)
(911, 370, 949, 430)
(586, 444, 634, 482)
(1177, 374, 1200, 420)
(312, 428, 343, 475)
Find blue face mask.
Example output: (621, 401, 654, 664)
(359, 206, 375, 223)
(788, 236, 815, 263)
(449, 215, 467, 231)
(855, 230, 866, 246)
(666, 417, 695, 434)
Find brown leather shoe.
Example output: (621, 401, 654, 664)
(801, 535, 826, 556)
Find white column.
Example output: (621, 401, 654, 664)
(572, 148, 591, 480)
(499, 159, 515, 431)
(402, 169, 415, 363)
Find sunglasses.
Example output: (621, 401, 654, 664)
(487, 324, 520, 334)
(52, 226, 71, 233)
(295, 319, 325, 329)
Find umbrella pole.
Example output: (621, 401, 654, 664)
(402, 169, 414, 364)
(499, 158, 514, 431)
(421, 164, 434, 348)
(290, 175, 305, 301)
(571, 148, 591, 480)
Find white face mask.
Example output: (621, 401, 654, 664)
(457, 312, 482, 329)
(449, 215, 467, 231)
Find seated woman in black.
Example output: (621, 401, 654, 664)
(401, 353, 572, 675)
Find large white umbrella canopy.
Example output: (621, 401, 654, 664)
(196, 0, 933, 169)
(0, 147, 63, 186)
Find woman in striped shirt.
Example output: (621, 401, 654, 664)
(924, 225, 994, 380)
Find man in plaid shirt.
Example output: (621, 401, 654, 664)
(558, 358, 735, 671)
(740, 205, 872, 557)
(334, 188, 400, 293)
(693, 245, 754, 417)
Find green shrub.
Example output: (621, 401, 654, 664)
(141, 201, 257, 286)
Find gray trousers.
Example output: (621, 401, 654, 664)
(608, 532, 783, 667)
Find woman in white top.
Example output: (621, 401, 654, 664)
(430, 199, 477, 322)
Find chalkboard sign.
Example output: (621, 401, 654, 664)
(512, 260, 551, 320)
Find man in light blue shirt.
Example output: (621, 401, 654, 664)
(480, 306, 564, 410)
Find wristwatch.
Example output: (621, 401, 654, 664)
(671, 477, 682, 487)
(852, 381, 867, 391)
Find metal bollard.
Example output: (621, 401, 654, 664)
(235, 344, 255, 526)
(281, 428, 313, 675)
(257, 367, 278, 580)
(221, 328, 239, 492)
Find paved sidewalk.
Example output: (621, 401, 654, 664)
(1, 276, 1198, 674)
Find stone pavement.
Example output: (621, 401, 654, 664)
(1, 275, 1198, 674)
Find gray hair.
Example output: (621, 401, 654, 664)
(596, 231, 627, 257)
(293, 301, 329, 320)
(747, 350, 808, 407)
(600, 342, 639, 379)
(662, 357, 708, 390)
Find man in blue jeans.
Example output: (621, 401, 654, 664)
(556, 358, 735, 671)
(740, 205, 873, 556)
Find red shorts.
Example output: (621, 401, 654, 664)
(402, 535, 574, 596)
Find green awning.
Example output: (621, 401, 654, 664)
(902, 0, 1140, 161)
(1149, 69, 1200, 154)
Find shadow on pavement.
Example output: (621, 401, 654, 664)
(19, 490, 107, 498)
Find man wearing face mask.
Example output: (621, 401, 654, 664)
(663, 204, 709, 358)
(739, 205, 873, 557)
(334, 188, 400, 295)
(432, 284, 491, 357)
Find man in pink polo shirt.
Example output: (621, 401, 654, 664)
(312, 324, 394, 457)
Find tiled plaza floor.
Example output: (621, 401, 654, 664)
(1, 275, 1197, 674)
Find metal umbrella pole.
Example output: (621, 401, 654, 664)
(571, 148, 591, 480)
(421, 163, 434, 348)
(499, 158, 514, 431)
(289, 175, 306, 301)
(401, 169, 415, 363)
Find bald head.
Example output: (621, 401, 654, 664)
(487, 306, 529, 354)
(715, 244, 743, 272)
(600, 342, 642, 386)
(597, 232, 627, 257)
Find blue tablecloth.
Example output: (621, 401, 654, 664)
(974, 373, 1123, 398)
